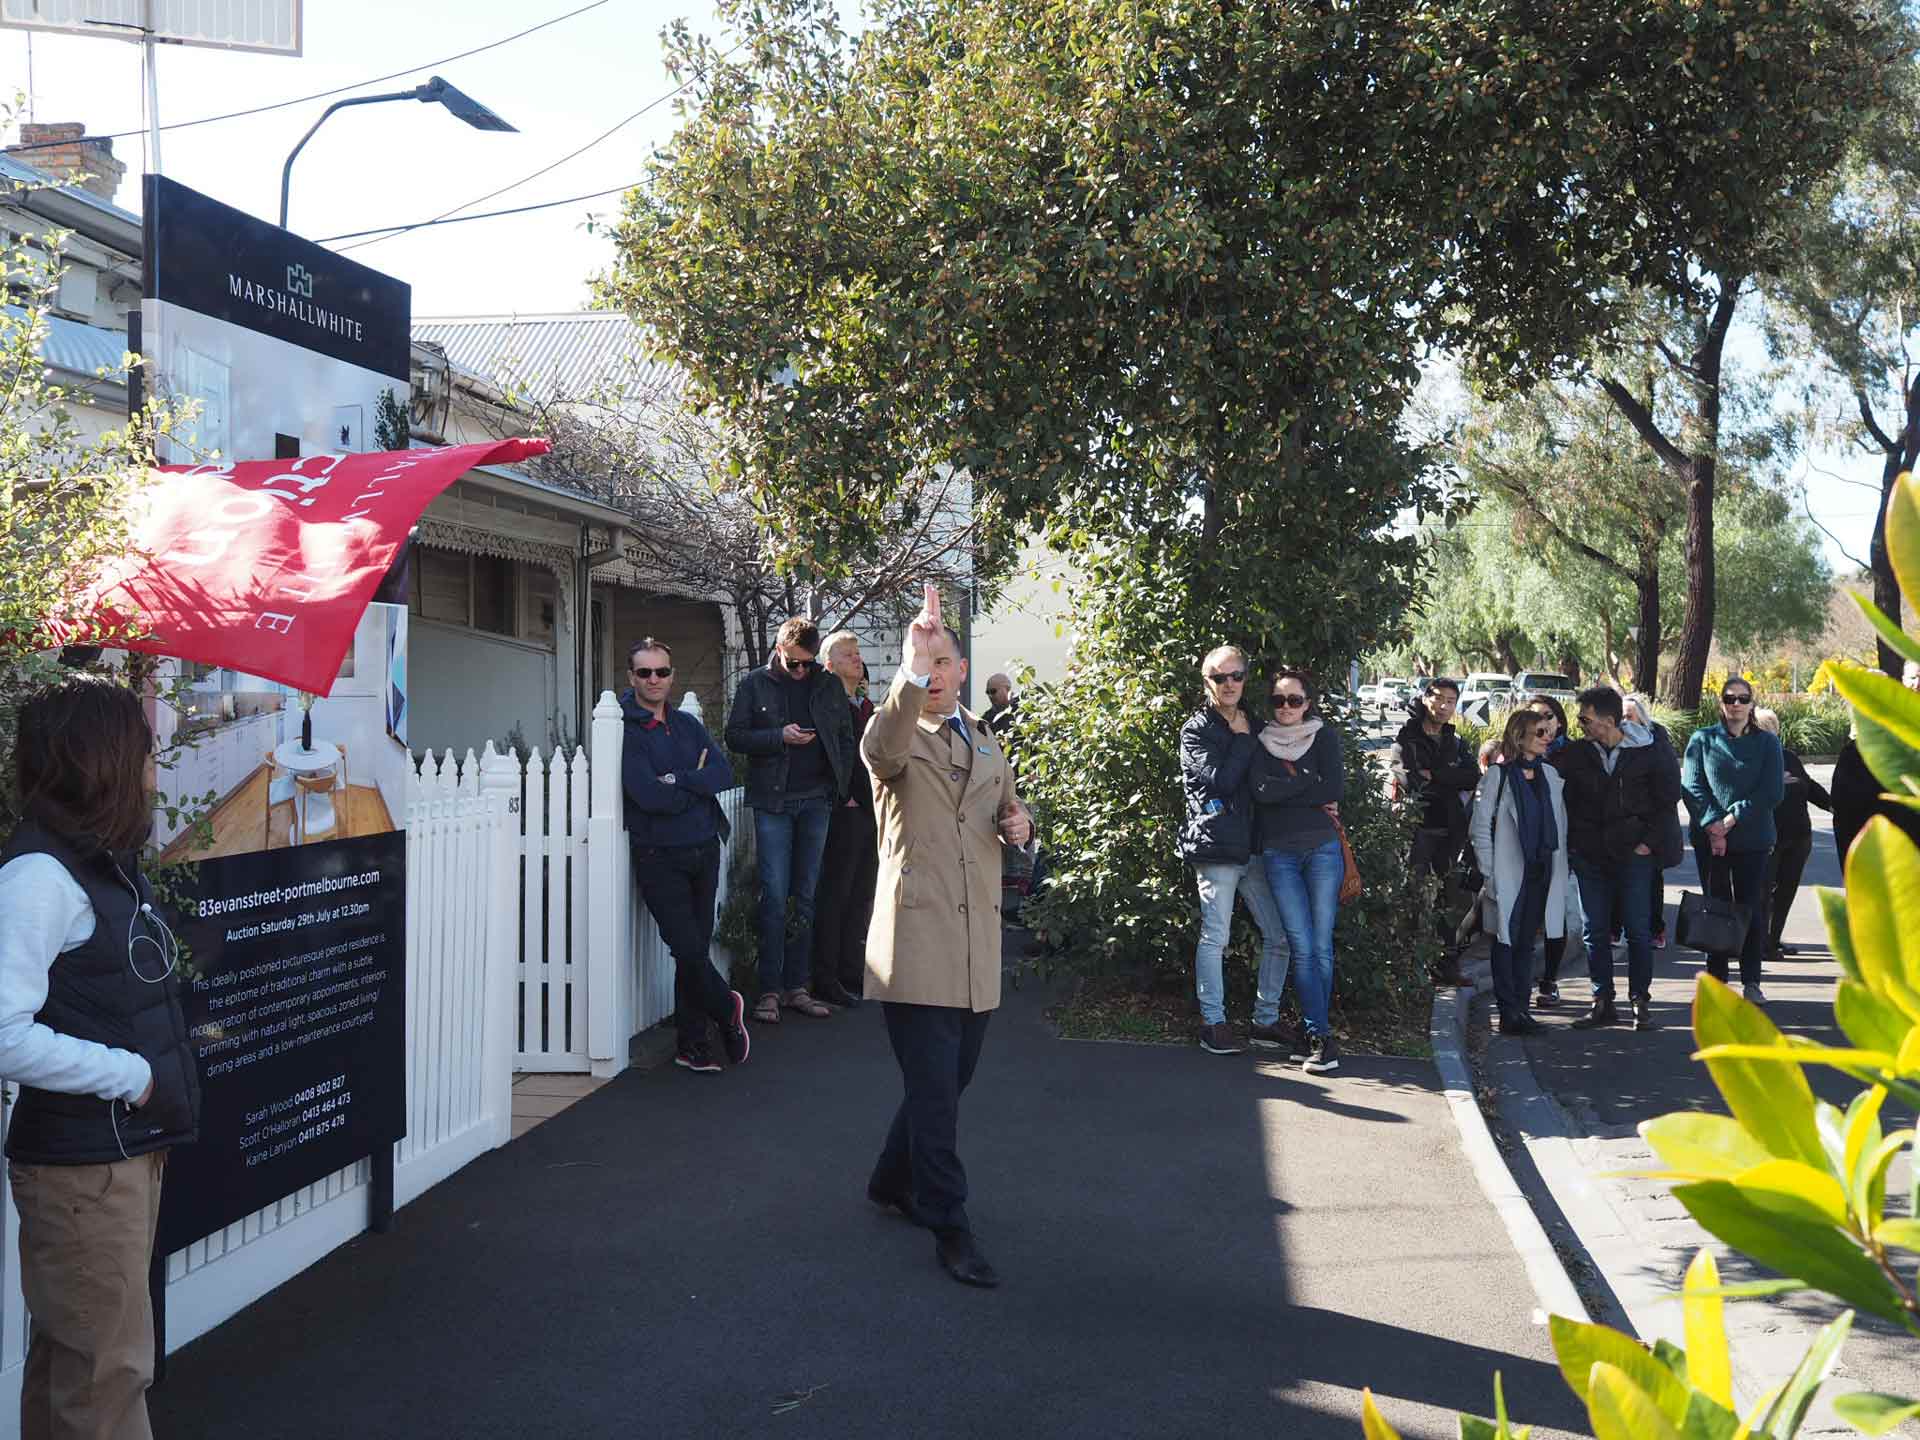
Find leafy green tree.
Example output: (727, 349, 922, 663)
(602, 0, 1905, 994)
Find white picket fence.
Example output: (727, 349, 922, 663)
(0, 691, 743, 1430)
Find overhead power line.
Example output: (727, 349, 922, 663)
(316, 178, 641, 245)
(2, 0, 610, 154)
(331, 39, 740, 255)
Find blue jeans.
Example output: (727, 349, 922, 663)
(1571, 854, 1656, 1002)
(1190, 861, 1292, 1026)
(1262, 837, 1344, 1037)
(754, 797, 833, 995)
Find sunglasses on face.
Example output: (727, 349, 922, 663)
(1206, 669, 1246, 684)
(1721, 693, 1752, 705)
(783, 657, 819, 672)
(631, 666, 673, 679)
(1272, 693, 1308, 709)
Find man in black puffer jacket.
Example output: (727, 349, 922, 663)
(1557, 686, 1682, 1031)
(1178, 646, 1293, 1057)
(1391, 680, 1480, 984)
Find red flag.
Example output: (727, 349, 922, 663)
(56, 438, 553, 695)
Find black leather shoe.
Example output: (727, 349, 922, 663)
(1570, 999, 1620, 1030)
(1498, 1014, 1544, 1036)
(867, 1182, 919, 1224)
(815, 978, 860, 1008)
(934, 1228, 1000, 1288)
(1632, 996, 1656, 1031)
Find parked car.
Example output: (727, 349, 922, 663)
(1372, 678, 1412, 723)
(1511, 671, 1579, 709)
(1456, 672, 1514, 725)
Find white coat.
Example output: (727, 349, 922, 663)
(1469, 761, 1569, 946)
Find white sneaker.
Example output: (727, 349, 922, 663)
(1743, 984, 1768, 1005)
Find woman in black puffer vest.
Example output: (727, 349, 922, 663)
(0, 677, 200, 1440)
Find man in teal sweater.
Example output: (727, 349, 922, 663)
(1680, 678, 1785, 1000)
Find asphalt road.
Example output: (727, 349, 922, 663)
(150, 962, 1589, 1440)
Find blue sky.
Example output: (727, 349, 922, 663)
(2, 0, 1889, 572)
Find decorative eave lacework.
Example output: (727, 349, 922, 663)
(416, 518, 573, 574)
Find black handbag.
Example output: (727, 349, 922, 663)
(1676, 856, 1751, 956)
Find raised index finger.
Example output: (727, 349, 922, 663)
(923, 583, 941, 626)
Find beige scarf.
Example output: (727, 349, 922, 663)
(1259, 715, 1323, 763)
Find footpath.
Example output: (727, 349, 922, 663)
(1468, 792, 1918, 1436)
(151, 933, 1590, 1440)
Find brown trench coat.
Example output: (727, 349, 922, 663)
(860, 673, 1020, 1012)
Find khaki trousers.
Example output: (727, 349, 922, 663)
(9, 1152, 165, 1440)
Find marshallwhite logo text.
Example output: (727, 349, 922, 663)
(227, 271, 364, 343)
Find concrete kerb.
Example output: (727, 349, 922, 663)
(1429, 978, 1592, 1327)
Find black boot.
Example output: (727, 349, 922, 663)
(1632, 995, 1655, 1031)
(1570, 996, 1620, 1030)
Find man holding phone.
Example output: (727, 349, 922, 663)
(863, 585, 1031, 1288)
(726, 616, 859, 1023)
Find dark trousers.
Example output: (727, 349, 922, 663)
(631, 839, 734, 1048)
(813, 802, 878, 993)
(1409, 827, 1464, 957)
(1572, 853, 1656, 1002)
(1611, 873, 1667, 936)
(872, 1002, 992, 1234)
(1490, 862, 1549, 1022)
(1765, 832, 1812, 955)
(1694, 845, 1771, 987)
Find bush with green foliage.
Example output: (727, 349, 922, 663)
(1361, 477, 1920, 1436)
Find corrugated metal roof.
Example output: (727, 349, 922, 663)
(0, 153, 143, 229)
(412, 312, 680, 403)
(4, 304, 129, 384)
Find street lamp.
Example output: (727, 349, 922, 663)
(280, 76, 516, 230)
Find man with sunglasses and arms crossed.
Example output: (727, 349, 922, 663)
(622, 640, 751, 1073)
(1557, 686, 1682, 1031)
(1179, 645, 1296, 1056)
(727, 616, 859, 1024)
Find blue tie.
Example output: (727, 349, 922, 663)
(949, 716, 970, 746)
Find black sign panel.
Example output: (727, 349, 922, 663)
(143, 175, 411, 382)
(158, 830, 407, 1254)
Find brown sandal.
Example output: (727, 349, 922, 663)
(752, 992, 782, 1024)
(782, 988, 832, 1018)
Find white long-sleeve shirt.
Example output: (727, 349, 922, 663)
(0, 854, 152, 1104)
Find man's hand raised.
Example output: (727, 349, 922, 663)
(902, 583, 943, 678)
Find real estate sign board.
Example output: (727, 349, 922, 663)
(141, 177, 410, 1252)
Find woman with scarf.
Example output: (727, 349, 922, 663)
(1523, 693, 1582, 1009)
(1470, 707, 1569, 1035)
(1253, 668, 1345, 1075)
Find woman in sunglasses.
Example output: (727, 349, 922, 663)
(1470, 708, 1568, 1035)
(1178, 646, 1295, 1057)
(1523, 693, 1583, 1008)
(1680, 678, 1784, 1001)
(1253, 668, 1345, 1074)
(0, 676, 200, 1439)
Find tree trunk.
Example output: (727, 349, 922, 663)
(1634, 544, 1662, 700)
(1868, 372, 1920, 676)
(1557, 640, 1581, 686)
(1668, 457, 1715, 707)
(1495, 631, 1522, 677)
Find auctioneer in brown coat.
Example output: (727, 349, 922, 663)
(860, 671, 1019, 1012)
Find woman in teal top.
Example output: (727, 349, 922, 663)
(1680, 678, 1784, 1000)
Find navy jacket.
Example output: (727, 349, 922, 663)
(620, 690, 736, 848)
(1178, 706, 1261, 865)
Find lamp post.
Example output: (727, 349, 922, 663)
(280, 75, 516, 231)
